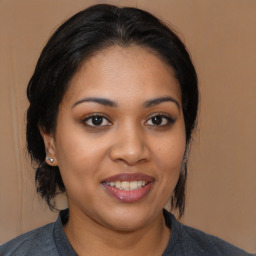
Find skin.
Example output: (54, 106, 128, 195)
(42, 45, 186, 256)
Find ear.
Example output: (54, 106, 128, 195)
(40, 128, 58, 166)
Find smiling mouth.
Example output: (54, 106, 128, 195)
(104, 180, 149, 191)
(101, 173, 154, 202)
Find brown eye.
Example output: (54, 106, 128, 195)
(151, 116, 163, 125)
(83, 115, 111, 127)
(145, 115, 174, 126)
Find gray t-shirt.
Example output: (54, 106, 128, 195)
(0, 209, 253, 256)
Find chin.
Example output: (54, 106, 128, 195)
(99, 205, 157, 232)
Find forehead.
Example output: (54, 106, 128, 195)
(64, 45, 181, 105)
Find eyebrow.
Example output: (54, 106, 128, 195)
(72, 96, 180, 109)
(72, 97, 117, 108)
(143, 96, 180, 109)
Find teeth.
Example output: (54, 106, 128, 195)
(122, 181, 129, 191)
(105, 180, 148, 191)
(130, 181, 138, 190)
(115, 181, 121, 188)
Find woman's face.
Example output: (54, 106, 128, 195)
(45, 45, 186, 231)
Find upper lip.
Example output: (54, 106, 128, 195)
(102, 173, 154, 183)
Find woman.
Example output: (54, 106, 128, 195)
(0, 4, 252, 256)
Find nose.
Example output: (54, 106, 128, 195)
(109, 124, 150, 166)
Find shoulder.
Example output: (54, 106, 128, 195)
(164, 210, 253, 256)
(181, 224, 251, 256)
(0, 223, 58, 256)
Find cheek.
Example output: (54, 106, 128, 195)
(157, 132, 186, 169)
(154, 127, 186, 191)
(55, 136, 106, 177)
(54, 116, 107, 168)
(54, 136, 100, 202)
(149, 134, 185, 207)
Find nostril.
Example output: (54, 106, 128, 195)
(108, 141, 150, 165)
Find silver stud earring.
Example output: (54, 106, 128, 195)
(47, 157, 54, 163)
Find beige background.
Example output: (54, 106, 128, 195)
(0, 0, 255, 253)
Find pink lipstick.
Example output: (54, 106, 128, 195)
(101, 173, 154, 203)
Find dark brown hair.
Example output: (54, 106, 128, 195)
(26, 4, 198, 217)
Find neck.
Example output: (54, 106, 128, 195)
(63, 208, 171, 256)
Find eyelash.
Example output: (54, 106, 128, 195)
(82, 113, 112, 127)
(145, 114, 175, 127)
(81, 113, 175, 128)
